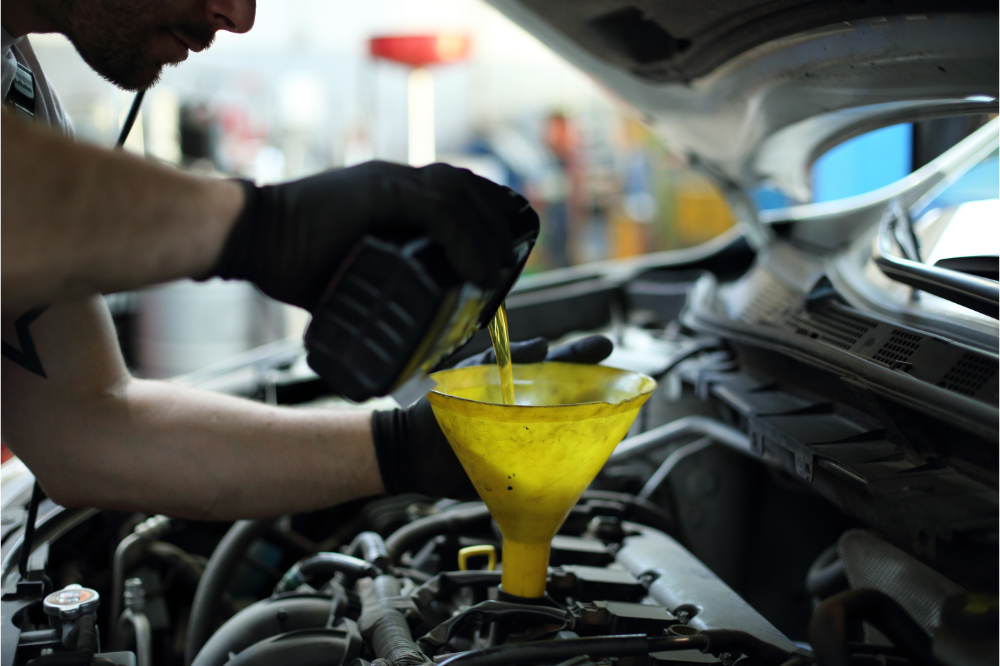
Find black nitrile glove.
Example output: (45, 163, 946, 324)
(211, 161, 536, 311)
(371, 335, 615, 499)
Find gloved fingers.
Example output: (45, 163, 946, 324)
(419, 165, 524, 289)
(407, 401, 480, 500)
(509, 337, 549, 363)
(545, 335, 614, 364)
(371, 403, 479, 500)
(455, 337, 548, 368)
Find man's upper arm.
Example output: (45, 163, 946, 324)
(1, 295, 131, 479)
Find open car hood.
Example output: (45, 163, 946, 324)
(486, 0, 998, 202)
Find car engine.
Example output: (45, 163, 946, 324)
(1, 489, 824, 666)
(2, 118, 996, 666)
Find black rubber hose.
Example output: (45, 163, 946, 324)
(350, 531, 390, 570)
(185, 520, 272, 666)
(147, 541, 205, 587)
(360, 574, 431, 665)
(190, 595, 334, 666)
(385, 505, 491, 565)
(806, 544, 847, 599)
(436, 634, 708, 666)
(809, 589, 941, 666)
(274, 552, 380, 593)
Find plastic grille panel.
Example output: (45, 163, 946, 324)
(839, 530, 964, 639)
(784, 308, 877, 351)
(937, 352, 997, 396)
(873, 329, 924, 366)
(737, 269, 799, 323)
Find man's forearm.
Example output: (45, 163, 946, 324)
(1, 113, 244, 312)
(27, 378, 386, 520)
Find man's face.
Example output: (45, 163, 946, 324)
(45, 0, 255, 91)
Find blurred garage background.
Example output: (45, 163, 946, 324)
(29, 0, 932, 379)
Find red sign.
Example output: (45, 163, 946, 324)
(369, 35, 471, 68)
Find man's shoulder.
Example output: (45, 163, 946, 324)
(4, 35, 73, 135)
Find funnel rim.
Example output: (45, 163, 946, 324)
(427, 361, 656, 414)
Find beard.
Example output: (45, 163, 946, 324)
(39, 0, 215, 91)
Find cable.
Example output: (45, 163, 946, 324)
(17, 482, 45, 581)
(115, 90, 145, 149)
(638, 436, 714, 499)
(418, 600, 571, 655)
(653, 338, 724, 379)
(608, 415, 751, 464)
(385, 505, 491, 565)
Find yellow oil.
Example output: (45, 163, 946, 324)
(487, 303, 516, 405)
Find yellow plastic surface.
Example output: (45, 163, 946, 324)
(427, 362, 655, 598)
(458, 544, 497, 571)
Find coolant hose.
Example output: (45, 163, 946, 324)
(350, 531, 391, 570)
(185, 520, 272, 666)
(275, 552, 380, 593)
(359, 574, 431, 665)
(385, 505, 491, 565)
(190, 595, 335, 666)
(146, 541, 206, 589)
(809, 589, 940, 666)
(805, 545, 847, 600)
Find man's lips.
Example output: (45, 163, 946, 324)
(169, 29, 205, 53)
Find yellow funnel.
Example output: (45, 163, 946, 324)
(427, 362, 655, 598)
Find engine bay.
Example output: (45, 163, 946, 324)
(2, 128, 997, 666)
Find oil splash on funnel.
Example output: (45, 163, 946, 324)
(427, 362, 655, 598)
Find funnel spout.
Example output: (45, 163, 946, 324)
(500, 541, 551, 598)
(428, 362, 655, 598)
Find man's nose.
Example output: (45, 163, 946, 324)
(204, 0, 255, 34)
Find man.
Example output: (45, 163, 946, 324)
(2, 0, 612, 520)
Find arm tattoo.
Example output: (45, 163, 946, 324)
(1, 307, 48, 378)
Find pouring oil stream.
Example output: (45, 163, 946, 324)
(487, 303, 516, 405)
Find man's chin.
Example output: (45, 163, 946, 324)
(74, 45, 168, 92)
(96, 61, 167, 92)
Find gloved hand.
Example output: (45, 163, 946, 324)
(371, 335, 614, 499)
(210, 161, 537, 311)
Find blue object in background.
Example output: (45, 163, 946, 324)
(812, 124, 913, 202)
(915, 152, 999, 216)
(749, 184, 795, 211)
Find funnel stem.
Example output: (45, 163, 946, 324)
(500, 540, 551, 598)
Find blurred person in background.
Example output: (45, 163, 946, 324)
(1, 0, 606, 520)
(540, 111, 584, 268)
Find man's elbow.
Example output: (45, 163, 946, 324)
(34, 473, 91, 509)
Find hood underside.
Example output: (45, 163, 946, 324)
(486, 0, 999, 201)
